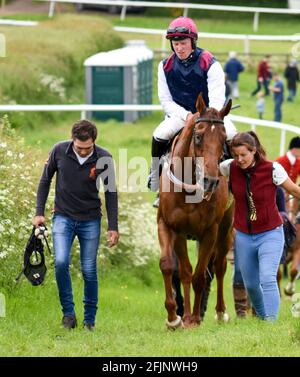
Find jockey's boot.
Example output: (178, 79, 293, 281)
(152, 193, 160, 208)
(233, 283, 248, 318)
(147, 137, 169, 192)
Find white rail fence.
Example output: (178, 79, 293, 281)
(40, 0, 300, 31)
(113, 26, 300, 56)
(0, 20, 38, 26)
(0, 104, 299, 155)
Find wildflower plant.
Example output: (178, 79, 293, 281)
(100, 194, 159, 270)
(0, 116, 53, 289)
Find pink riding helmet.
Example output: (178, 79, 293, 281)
(166, 17, 198, 41)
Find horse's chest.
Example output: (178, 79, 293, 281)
(166, 207, 206, 235)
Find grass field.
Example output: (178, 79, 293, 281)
(0, 10, 300, 358)
(0, 261, 299, 357)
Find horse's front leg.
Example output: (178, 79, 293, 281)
(158, 218, 181, 329)
(192, 224, 218, 325)
(174, 235, 193, 328)
(214, 207, 233, 321)
(214, 253, 229, 322)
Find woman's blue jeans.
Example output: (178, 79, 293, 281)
(235, 226, 284, 321)
(52, 214, 101, 325)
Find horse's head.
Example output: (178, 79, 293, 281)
(193, 94, 232, 198)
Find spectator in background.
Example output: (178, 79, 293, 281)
(251, 55, 272, 96)
(276, 136, 300, 222)
(224, 51, 244, 99)
(270, 72, 284, 122)
(225, 78, 232, 102)
(284, 60, 299, 102)
(256, 91, 265, 119)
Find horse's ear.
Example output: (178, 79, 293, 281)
(196, 93, 206, 115)
(219, 99, 232, 119)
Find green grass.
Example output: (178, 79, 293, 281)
(0, 14, 123, 128)
(0, 13, 50, 21)
(0, 261, 299, 356)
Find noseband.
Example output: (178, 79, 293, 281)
(194, 117, 224, 197)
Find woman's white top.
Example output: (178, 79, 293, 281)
(219, 159, 288, 185)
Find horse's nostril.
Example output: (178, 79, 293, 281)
(204, 176, 219, 192)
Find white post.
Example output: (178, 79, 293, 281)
(244, 36, 250, 55)
(81, 111, 86, 120)
(251, 124, 256, 132)
(183, 7, 188, 17)
(49, 1, 56, 18)
(253, 12, 259, 32)
(280, 129, 286, 156)
(120, 5, 127, 21)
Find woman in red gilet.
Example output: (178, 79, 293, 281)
(220, 131, 300, 320)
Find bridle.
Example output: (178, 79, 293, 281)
(194, 117, 224, 125)
(166, 116, 224, 199)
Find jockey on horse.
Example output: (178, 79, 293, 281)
(147, 16, 237, 205)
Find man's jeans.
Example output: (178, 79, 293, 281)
(235, 226, 284, 321)
(52, 214, 100, 325)
(274, 99, 283, 122)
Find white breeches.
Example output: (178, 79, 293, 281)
(153, 115, 237, 141)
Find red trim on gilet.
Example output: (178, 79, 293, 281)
(276, 154, 300, 183)
(230, 159, 282, 234)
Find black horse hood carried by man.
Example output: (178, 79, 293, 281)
(16, 226, 51, 286)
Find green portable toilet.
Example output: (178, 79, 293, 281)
(84, 40, 153, 122)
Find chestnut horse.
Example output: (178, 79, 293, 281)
(157, 94, 234, 329)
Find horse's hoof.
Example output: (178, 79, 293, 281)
(182, 321, 200, 329)
(284, 282, 296, 296)
(215, 311, 230, 322)
(291, 294, 300, 318)
(165, 315, 182, 330)
(182, 316, 199, 329)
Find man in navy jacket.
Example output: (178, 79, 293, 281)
(33, 120, 119, 331)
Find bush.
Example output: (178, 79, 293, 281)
(0, 116, 46, 290)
